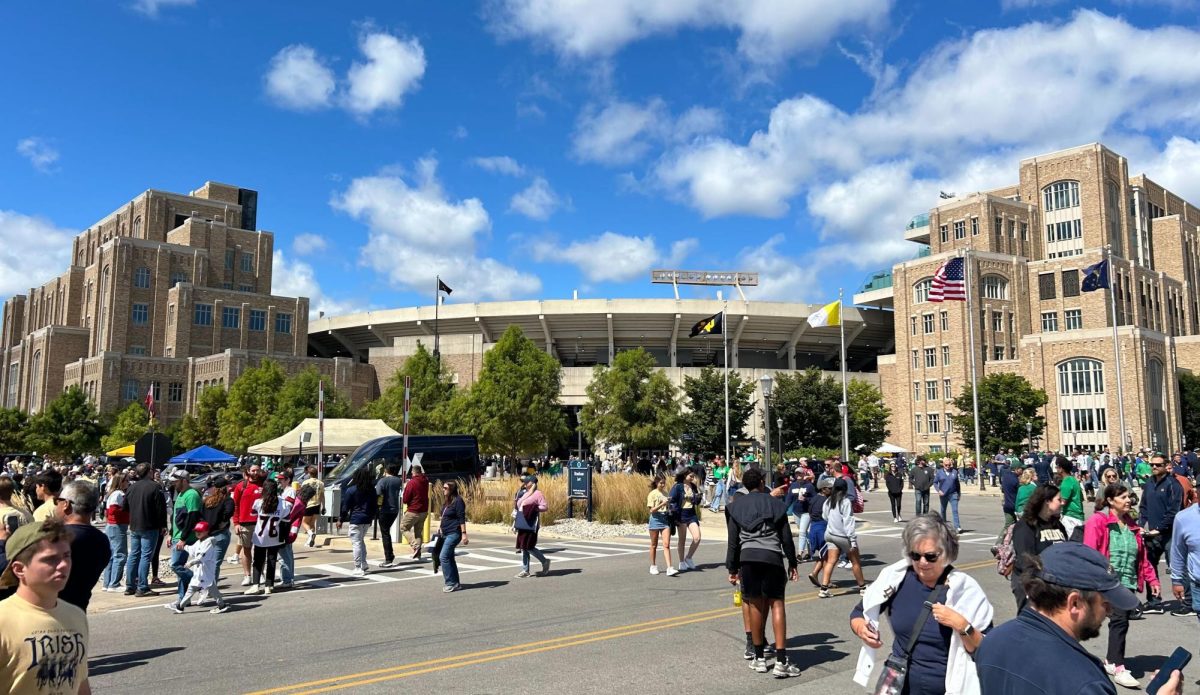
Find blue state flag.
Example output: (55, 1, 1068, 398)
(1081, 259, 1109, 292)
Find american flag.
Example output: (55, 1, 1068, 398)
(929, 257, 966, 302)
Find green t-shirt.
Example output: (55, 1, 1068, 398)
(1107, 523, 1139, 590)
(713, 465, 729, 481)
(171, 488, 202, 544)
(1059, 476, 1084, 521)
(1014, 482, 1036, 516)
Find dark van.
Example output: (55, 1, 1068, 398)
(325, 435, 481, 490)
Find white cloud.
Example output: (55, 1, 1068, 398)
(1140, 137, 1200, 205)
(472, 156, 526, 177)
(573, 99, 721, 165)
(487, 0, 891, 64)
(16, 137, 60, 173)
(343, 31, 426, 116)
(264, 45, 335, 111)
(452, 125, 470, 139)
(131, 0, 195, 17)
(0, 211, 74, 298)
(271, 250, 362, 320)
(332, 159, 540, 300)
(291, 233, 329, 256)
(509, 177, 565, 220)
(531, 231, 697, 283)
(735, 235, 820, 302)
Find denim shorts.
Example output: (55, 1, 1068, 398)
(648, 512, 670, 531)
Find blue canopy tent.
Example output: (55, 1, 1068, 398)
(169, 445, 237, 465)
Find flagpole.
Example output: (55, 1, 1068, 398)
(839, 289, 849, 461)
(963, 250, 984, 491)
(434, 275, 441, 364)
(1106, 245, 1128, 452)
(723, 304, 730, 468)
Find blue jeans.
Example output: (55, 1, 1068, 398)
(171, 547, 193, 601)
(127, 529, 159, 592)
(211, 530, 231, 584)
(103, 524, 128, 589)
(939, 492, 961, 529)
(440, 532, 462, 587)
(710, 481, 726, 511)
(913, 490, 930, 515)
(522, 547, 547, 573)
(280, 542, 294, 584)
(793, 512, 812, 555)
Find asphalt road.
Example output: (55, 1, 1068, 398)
(85, 491, 1198, 694)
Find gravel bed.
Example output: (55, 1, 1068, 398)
(546, 518, 643, 539)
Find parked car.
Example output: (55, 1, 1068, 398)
(325, 435, 481, 491)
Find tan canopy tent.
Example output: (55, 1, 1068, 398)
(247, 418, 401, 456)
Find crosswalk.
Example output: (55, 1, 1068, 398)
(851, 525, 998, 551)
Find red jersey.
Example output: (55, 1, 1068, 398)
(232, 480, 263, 524)
(401, 475, 429, 513)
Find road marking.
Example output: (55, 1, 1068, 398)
(310, 564, 399, 583)
(251, 558, 996, 695)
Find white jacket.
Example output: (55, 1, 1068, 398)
(185, 537, 219, 590)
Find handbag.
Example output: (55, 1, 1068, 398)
(872, 567, 952, 695)
(514, 505, 538, 532)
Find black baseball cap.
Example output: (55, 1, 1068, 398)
(1037, 543, 1138, 611)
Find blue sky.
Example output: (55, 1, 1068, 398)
(4, 0, 1200, 318)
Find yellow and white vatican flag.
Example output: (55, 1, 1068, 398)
(806, 299, 841, 328)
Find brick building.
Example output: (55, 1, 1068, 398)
(0, 181, 375, 425)
(858, 143, 1200, 455)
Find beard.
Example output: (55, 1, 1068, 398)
(1076, 602, 1107, 641)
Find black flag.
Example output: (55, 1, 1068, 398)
(688, 312, 723, 338)
(438, 279, 453, 295)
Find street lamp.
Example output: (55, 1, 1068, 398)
(761, 374, 774, 465)
(837, 402, 847, 458)
(1026, 420, 1032, 451)
(777, 416, 783, 461)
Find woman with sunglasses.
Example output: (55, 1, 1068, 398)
(849, 514, 993, 695)
(438, 480, 468, 592)
(1083, 482, 1158, 689)
(1009, 483, 1067, 612)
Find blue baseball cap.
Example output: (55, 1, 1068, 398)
(1037, 543, 1138, 611)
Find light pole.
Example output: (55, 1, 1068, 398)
(837, 402, 847, 457)
(777, 417, 783, 461)
(761, 374, 774, 466)
(1026, 420, 1032, 452)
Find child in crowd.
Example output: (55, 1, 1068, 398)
(164, 520, 228, 614)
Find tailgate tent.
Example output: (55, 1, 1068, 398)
(106, 444, 136, 457)
(169, 445, 238, 465)
(247, 419, 401, 456)
(874, 442, 909, 454)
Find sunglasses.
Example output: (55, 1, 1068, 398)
(908, 551, 942, 563)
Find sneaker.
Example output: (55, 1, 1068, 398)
(135, 589, 158, 597)
(1141, 600, 1166, 615)
(837, 559, 851, 570)
(858, 584, 869, 595)
(413, 543, 423, 559)
(685, 558, 697, 570)
(1103, 661, 1117, 676)
(1113, 668, 1139, 689)
(277, 582, 293, 590)
(379, 561, 395, 568)
(306, 533, 315, 548)
(240, 576, 253, 587)
(163, 602, 183, 614)
(743, 644, 754, 660)
(764, 644, 775, 658)
(818, 586, 832, 599)
(351, 568, 366, 577)
(650, 566, 660, 575)
(228, 556, 241, 564)
(956, 527, 964, 534)
(1129, 606, 1145, 620)
(442, 584, 459, 593)
(263, 585, 273, 595)
(772, 661, 801, 678)
(1170, 605, 1197, 617)
(540, 558, 551, 576)
(210, 604, 230, 614)
(123, 588, 136, 596)
(754, 657, 772, 673)
(516, 571, 531, 578)
(243, 585, 263, 596)
(666, 567, 679, 576)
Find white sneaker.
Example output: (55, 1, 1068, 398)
(666, 567, 679, 576)
(227, 556, 240, 564)
(352, 568, 366, 577)
(1103, 662, 1117, 676)
(240, 576, 252, 587)
(649, 566, 660, 575)
(684, 558, 697, 570)
(263, 585, 273, 595)
(1112, 669, 1139, 689)
(243, 585, 263, 596)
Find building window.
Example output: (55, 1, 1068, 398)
(1062, 269, 1080, 297)
(132, 216, 143, 238)
(926, 380, 939, 401)
(971, 217, 979, 236)
(131, 303, 149, 326)
(911, 351, 919, 369)
(122, 379, 139, 402)
(1007, 219, 1015, 238)
(940, 311, 948, 331)
(994, 216, 1003, 238)
(1046, 219, 1083, 242)
(953, 221, 965, 239)
(1041, 311, 1058, 332)
(238, 284, 254, 293)
(6, 363, 17, 407)
(240, 252, 254, 272)
(992, 311, 1003, 332)
(171, 271, 188, 287)
(167, 305, 175, 325)
(1057, 358, 1104, 396)
(915, 414, 922, 434)
(928, 413, 941, 434)
(1064, 308, 1082, 330)
(943, 378, 952, 400)
(982, 275, 1009, 300)
(221, 282, 233, 290)
(129, 346, 147, 356)
(913, 278, 933, 303)
(914, 382, 921, 401)
(910, 316, 918, 336)
(1043, 180, 1081, 211)
(923, 313, 934, 334)
(939, 225, 949, 243)
(1020, 222, 1028, 240)
(942, 345, 950, 365)
(222, 306, 240, 329)
(1038, 273, 1057, 300)
(168, 382, 183, 402)
(924, 347, 936, 368)
(993, 346, 1006, 360)
(249, 309, 267, 331)
(225, 249, 235, 269)
(194, 303, 213, 326)
(275, 312, 293, 334)
(133, 267, 151, 289)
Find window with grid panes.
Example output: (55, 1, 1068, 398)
(1008, 219, 1015, 238)
(943, 379, 952, 399)
(1062, 269, 1080, 297)
(1020, 222, 1028, 240)
(915, 415, 922, 434)
(275, 312, 292, 334)
(911, 316, 918, 335)
(1040, 310, 1058, 332)
(168, 382, 183, 402)
(1038, 273, 1056, 300)
(912, 351, 919, 368)
(995, 216, 1003, 238)
(241, 252, 254, 272)
(222, 306, 240, 329)
(914, 382, 921, 401)
(940, 225, 949, 243)
(992, 311, 1003, 332)
(940, 311, 948, 331)
(928, 414, 940, 433)
(942, 346, 950, 365)
(1065, 309, 1082, 330)
(249, 309, 266, 331)
(954, 220, 965, 239)
(926, 380, 938, 400)
(131, 303, 148, 326)
(923, 314, 934, 333)
(1010, 347, 1017, 359)
(924, 348, 936, 368)
(993, 346, 1005, 360)
(971, 218, 979, 235)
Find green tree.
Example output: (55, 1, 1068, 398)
(266, 367, 352, 439)
(363, 341, 455, 434)
(468, 325, 567, 459)
(101, 402, 149, 452)
(951, 372, 1047, 453)
(25, 386, 104, 456)
(0, 407, 28, 452)
(581, 348, 683, 455)
(1180, 372, 1200, 451)
(679, 367, 754, 455)
(176, 386, 227, 450)
(771, 368, 841, 450)
(847, 379, 891, 452)
(218, 358, 286, 452)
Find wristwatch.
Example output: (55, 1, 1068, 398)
(958, 624, 976, 637)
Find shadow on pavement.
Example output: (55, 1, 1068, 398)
(1125, 653, 1169, 679)
(785, 631, 849, 672)
(89, 646, 184, 677)
(462, 581, 509, 590)
(539, 568, 582, 578)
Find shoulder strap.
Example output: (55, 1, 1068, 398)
(900, 566, 953, 659)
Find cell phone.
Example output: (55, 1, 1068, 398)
(1146, 646, 1191, 695)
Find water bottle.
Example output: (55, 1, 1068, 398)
(733, 587, 742, 607)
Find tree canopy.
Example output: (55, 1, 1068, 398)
(771, 368, 842, 450)
(267, 366, 352, 439)
(951, 372, 1047, 454)
(580, 348, 683, 455)
(101, 401, 149, 453)
(363, 341, 455, 434)
(679, 367, 753, 456)
(1181, 372, 1200, 452)
(176, 385, 227, 451)
(25, 386, 104, 456)
(847, 379, 891, 453)
(0, 408, 29, 452)
(217, 358, 286, 452)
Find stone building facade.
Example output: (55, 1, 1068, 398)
(0, 182, 375, 427)
(876, 143, 1200, 454)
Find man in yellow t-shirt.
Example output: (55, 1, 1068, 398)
(0, 519, 91, 695)
(31, 470, 64, 524)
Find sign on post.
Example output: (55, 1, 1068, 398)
(567, 459, 593, 522)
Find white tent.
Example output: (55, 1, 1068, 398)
(874, 442, 909, 454)
(247, 418, 401, 456)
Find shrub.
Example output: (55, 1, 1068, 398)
(462, 474, 653, 526)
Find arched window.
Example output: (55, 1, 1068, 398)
(1043, 180, 1081, 212)
(1147, 359, 1164, 397)
(913, 278, 933, 304)
(132, 216, 143, 239)
(982, 275, 1009, 300)
(1057, 358, 1105, 396)
(29, 350, 41, 412)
